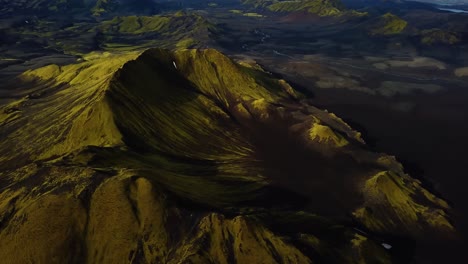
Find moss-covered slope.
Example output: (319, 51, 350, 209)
(268, 0, 344, 16)
(0, 48, 454, 263)
(94, 12, 217, 51)
(98, 12, 216, 36)
(420, 28, 460, 45)
(370, 13, 408, 35)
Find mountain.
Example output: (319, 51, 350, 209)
(0, 48, 454, 262)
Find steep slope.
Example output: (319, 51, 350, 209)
(0, 48, 454, 263)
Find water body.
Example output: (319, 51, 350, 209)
(437, 7, 468, 13)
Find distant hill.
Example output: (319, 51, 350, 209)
(0, 11, 218, 58)
(370, 12, 408, 35)
(95, 11, 218, 50)
(0, 0, 159, 17)
(420, 28, 460, 45)
(242, 0, 347, 16)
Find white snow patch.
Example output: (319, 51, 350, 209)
(382, 243, 392, 250)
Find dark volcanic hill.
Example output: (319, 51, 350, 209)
(0, 0, 160, 17)
(0, 48, 455, 263)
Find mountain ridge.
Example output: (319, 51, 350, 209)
(0, 48, 455, 263)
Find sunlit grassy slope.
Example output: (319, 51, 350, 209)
(268, 0, 344, 16)
(242, 0, 345, 16)
(98, 12, 217, 35)
(96, 12, 216, 51)
(0, 48, 454, 263)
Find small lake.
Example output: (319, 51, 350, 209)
(437, 7, 468, 13)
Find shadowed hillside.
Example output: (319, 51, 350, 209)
(0, 0, 159, 16)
